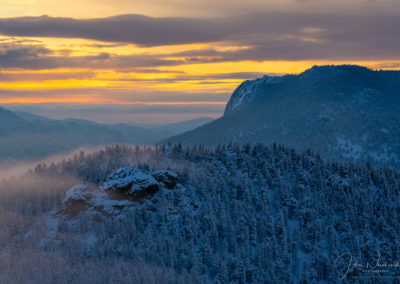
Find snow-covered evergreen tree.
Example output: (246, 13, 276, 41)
(0, 143, 399, 283)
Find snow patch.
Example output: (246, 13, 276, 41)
(334, 136, 363, 160)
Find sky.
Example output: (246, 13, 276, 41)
(0, 0, 399, 124)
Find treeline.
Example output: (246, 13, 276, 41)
(1, 143, 400, 283)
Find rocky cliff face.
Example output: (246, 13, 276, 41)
(224, 74, 290, 115)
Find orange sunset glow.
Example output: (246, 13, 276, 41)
(1, 0, 400, 123)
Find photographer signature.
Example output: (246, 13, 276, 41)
(334, 251, 400, 280)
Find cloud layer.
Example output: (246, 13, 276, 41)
(0, 9, 399, 123)
(0, 13, 399, 61)
(2, 0, 399, 18)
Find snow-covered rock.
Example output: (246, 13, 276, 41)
(101, 167, 160, 199)
(60, 168, 180, 217)
(59, 184, 134, 217)
(152, 170, 178, 189)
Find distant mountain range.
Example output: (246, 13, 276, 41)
(0, 107, 213, 160)
(163, 65, 400, 168)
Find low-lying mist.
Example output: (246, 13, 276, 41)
(0, 144, 144, 179)
(0, 144, 199, 283)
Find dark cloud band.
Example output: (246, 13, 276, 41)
(0, 15, 225, 46)
(0, 13, 398, 48)
(0, 13, 399, 65)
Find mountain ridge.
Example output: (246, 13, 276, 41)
(0, 106, 214, 160)
(162, 65, 400, 168)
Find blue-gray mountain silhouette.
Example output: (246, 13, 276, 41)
(164, 65, 400, 168)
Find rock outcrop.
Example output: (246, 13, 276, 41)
(152, 170, 178, 189)
(60, 184, 134, 217)
(60, 167, 179, 217)
(101, 167, 161, 199)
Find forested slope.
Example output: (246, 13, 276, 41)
(1, 144, 399, 282)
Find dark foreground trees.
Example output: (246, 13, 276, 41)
(0, 144, 399, 283)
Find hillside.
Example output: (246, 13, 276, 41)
(1, 144, 399, 282)
(0, 107, 213, 160)
(163, 65, 400, 168)
(151, 117, 214, 136)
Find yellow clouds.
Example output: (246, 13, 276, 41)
(0, 31, 398, 106)
(0, 36, 247, 103)
(1, 0, 399, 18)
(0, 3, 398, 123)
